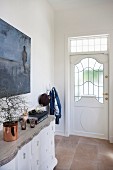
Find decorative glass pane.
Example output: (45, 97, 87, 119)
(75, 73, 78, 85)
(83, 46, 88, 52)
(77, 46, 82, 52)
(94, 62, 101, 70)
(84, 68, 88, 82)
(98, 98, 103, 103)
(76, 63, 83, 72)
(79, 71, 83, 85)
(84, 82, 88, 94)
(81, 58, 88, 68)
(71, 47, 76, 52)
(83, 39, 88, 46)
(95, 38, 100, 45)
(89, 68, 93, 83)
(94, 85, 98, 97)
(89, 82, 93, 94)
(89, 58, 96, 69)
(71, 40, 76, 46)
(94, 70, 99, 86)
(89, 39, 94, 46)
(79, 85, 83, 96)
(99, 87, 103, 97)
(101, 38, 107, 44)
(77, 40, 82, 46)
(95, 45, 100, 51)
(101, 45, 107, 51)
(89, 46, 94, 51)
(75, 97, 79, 102)
(74, 57, 103, 103)
(75, 85, 79, 96)
(99, 71, 103, 86)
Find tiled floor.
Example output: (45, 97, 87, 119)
(54, 135, 113, 170)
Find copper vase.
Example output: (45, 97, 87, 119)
(3, 121, 18, 142)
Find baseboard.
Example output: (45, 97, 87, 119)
(109, 136, 113, 143)
(70, 131, 107, 140)
(55, 130, 65, 136)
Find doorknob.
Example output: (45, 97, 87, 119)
(103, 93, 108, 95)
(105, 97, 108, 100)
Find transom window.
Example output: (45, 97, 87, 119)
(70, 35, 108, 53)
(75, 58, 103, 103)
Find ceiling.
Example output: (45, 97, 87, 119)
(47, 0, 111, 10)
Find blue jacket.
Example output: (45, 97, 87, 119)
(49, 87, 61, 124)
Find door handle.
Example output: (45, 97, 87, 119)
(103, 93, 108, 96)
(105, 97, 108, 100)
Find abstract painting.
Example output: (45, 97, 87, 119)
(0, 19, 31, 98)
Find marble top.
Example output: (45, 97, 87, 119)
(0, 115, 54, 167)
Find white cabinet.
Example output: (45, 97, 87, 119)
(0, 119, 57, 170)
(0, 158, 16, 170)
(17, 141, 31, 170)
(31, 120, 57, 170)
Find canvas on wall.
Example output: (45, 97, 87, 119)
(0, 19, 31, 98)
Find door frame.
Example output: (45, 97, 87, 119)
(64, 32, 113, 143)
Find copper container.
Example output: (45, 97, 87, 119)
(3, 121, 18, 142)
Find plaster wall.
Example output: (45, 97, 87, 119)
(0, 0, 54, 109)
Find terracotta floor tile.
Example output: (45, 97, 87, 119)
(98, 162, 113, 170)
(57, 135, 79, 150)
(74, 143, 98, 161)
(55, 135, 113, 170)
(98, 153, 113, 166)
(56, 155, 73, 170)
(70, 160, 98, 170)
(79, 136, 108, 146)
(56, 146, 75, 158)
(55, 135, 63, 147)
(98, 143, 113, 155)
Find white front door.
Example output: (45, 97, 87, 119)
(70, 54, 108, 139)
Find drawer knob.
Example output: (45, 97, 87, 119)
(37, 141, 39, 146)
(23, 153, 26, 159)
(37, 160, 39, 165)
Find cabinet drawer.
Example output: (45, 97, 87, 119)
(17, 142, 31, 170)
(31, 133, 40, 156)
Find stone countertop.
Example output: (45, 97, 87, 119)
(0, 115, 54, 167)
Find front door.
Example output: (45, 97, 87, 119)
(70, 54, 108, 139)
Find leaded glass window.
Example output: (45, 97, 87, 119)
(74, 58, 103, 103)
(70, 35, 108, 53)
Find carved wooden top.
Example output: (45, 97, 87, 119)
(0, 115, 54, 166)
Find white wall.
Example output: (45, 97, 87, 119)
(0, 0, 54, 109)
(54, 0, 113, 142)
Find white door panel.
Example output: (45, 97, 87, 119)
(70, 54, 108, 139)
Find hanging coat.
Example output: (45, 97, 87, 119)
(49, 87, 61, 124)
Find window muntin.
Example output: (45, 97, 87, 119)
(74, 58, 103, 103)
(70, 35, 108, 53)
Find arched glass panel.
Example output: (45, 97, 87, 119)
(74, 58, 103, 103)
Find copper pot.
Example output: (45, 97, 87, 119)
(3, 121, 18, 142)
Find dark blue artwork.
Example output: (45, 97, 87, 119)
(0, 19, 31, 98)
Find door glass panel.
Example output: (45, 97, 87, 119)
(74, 58, 103, 103)
(94, 70, 98, 86)
(89, 82, 93, 95)
(89, 68, 93, 83)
